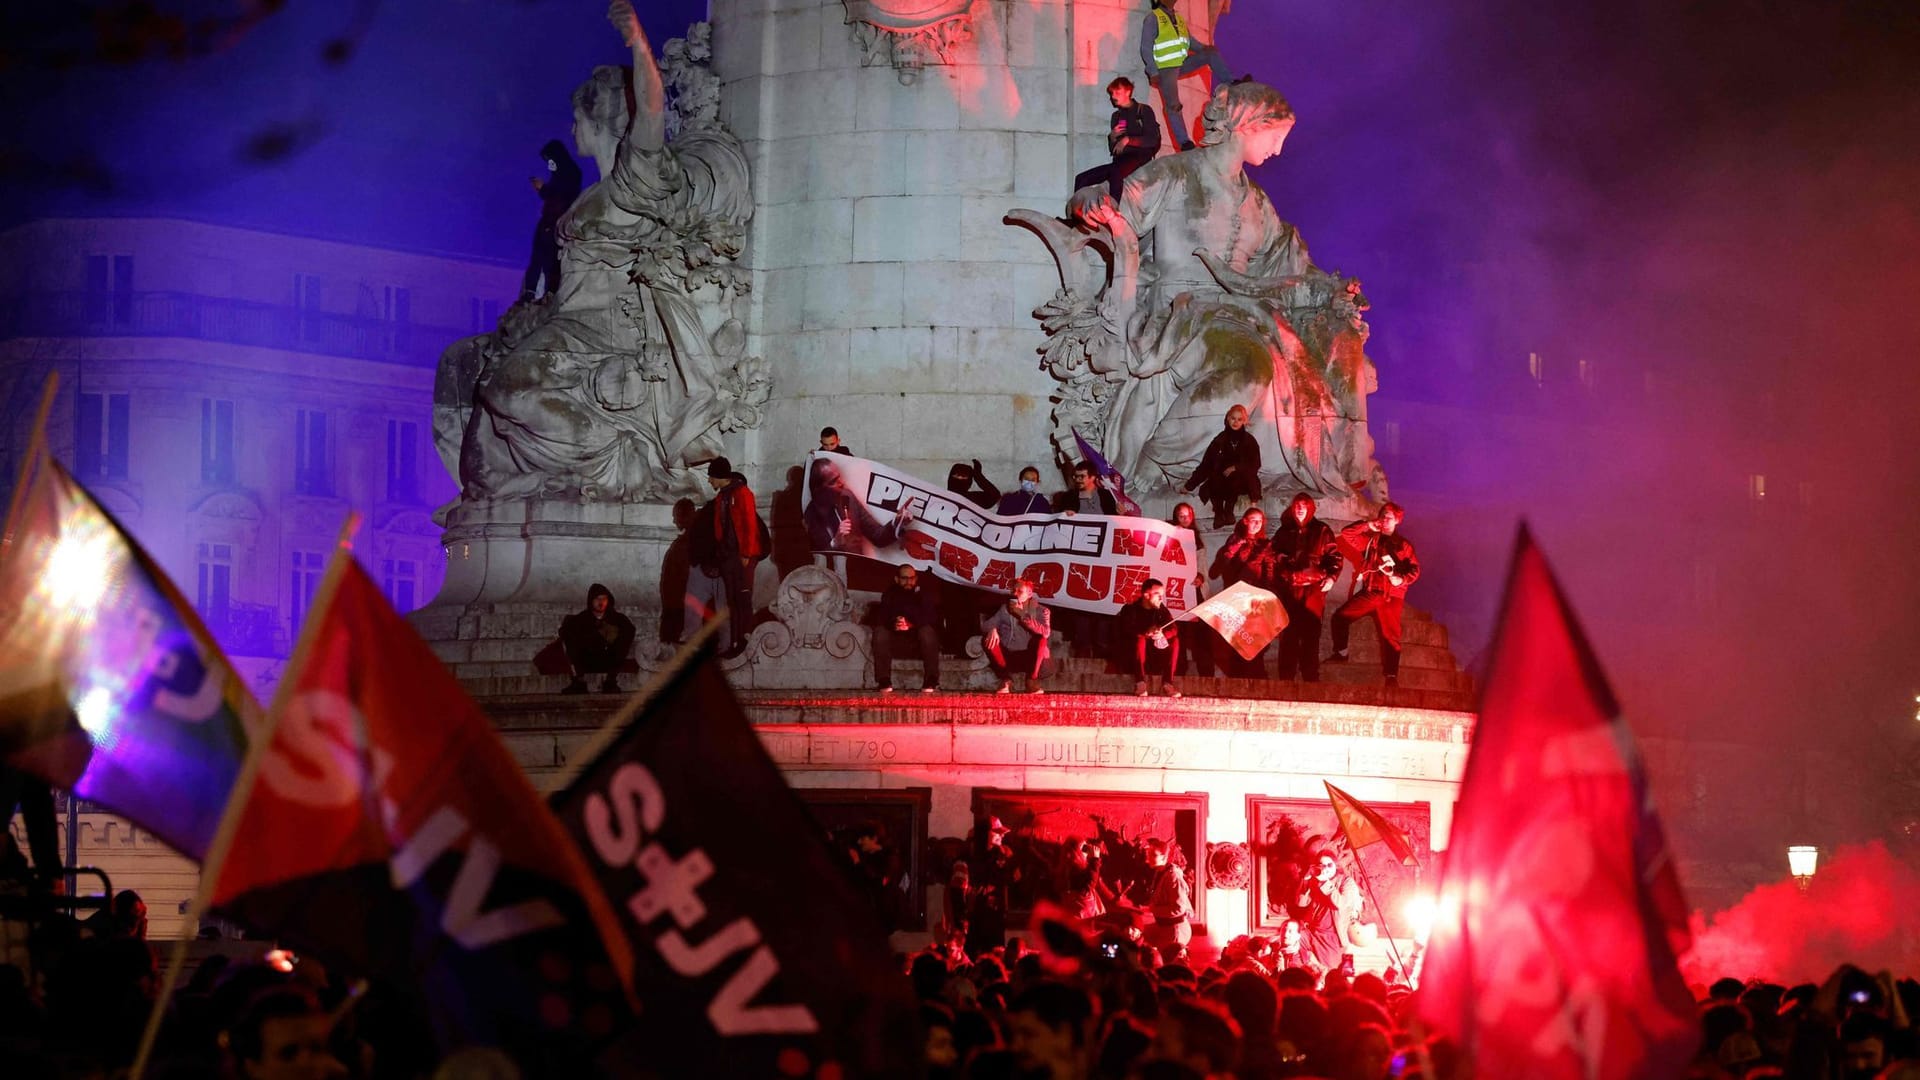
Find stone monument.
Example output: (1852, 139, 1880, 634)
(422, 8, 767, 652)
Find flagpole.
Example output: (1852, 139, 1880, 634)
(550, 614, 729, 794)
(0, 371, 60, 559)
(1324, 788, 1414, 981)
(129, 512, 363, 1080)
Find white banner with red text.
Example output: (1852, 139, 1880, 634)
(800, 452, 1198, 616)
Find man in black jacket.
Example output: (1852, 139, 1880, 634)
(874, 565, 941, 693)
(1269, 493, 1341, 681)
(1183, 404, 1260, 528)
(1056, 461, 1120, 516)
(521, 139, 582, 301)
(1119, 579, 1182, 697)
(559, 583, 636, 693)
(1073, 77, 1162, 197)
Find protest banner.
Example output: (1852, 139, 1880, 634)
(800, 453, 1197, 615)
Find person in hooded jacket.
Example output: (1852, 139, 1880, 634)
(1214, 505, 1275, 678)
(1183, 404, 1261, 528)
(945, 461, 1002, 511)
(559, 582, 636, 693)
(521, 139, 583, 302)
(1268, 492, 1342, 681)
(1328, 501, 1420, 686)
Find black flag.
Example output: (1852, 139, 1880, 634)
(553, 640, 923, 1078)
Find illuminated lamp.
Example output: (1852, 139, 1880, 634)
(1787, 845, 1818, 891)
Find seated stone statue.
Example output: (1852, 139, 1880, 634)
(436, 3, 765, 508)
(1011, 80, 1386, 517)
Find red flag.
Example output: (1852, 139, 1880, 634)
(212, 559, 634, 1065)
(1325, 782, 1420, 867)
(1417, 528, 1695, 1080)
(1183, 581, 1287, 660)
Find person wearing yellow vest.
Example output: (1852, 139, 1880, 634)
(1138, 0, 1234, 151)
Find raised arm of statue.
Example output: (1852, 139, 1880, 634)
(609, 0, 666, 153)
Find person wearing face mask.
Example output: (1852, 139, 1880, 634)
(1183, 404, 1261, 528)
(996, 465, 1052, 516)
(945, 461, 1001, 511)
(1269, 492, 1341, 682)
(521, 139, 583, 302)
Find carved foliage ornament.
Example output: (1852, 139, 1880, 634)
(842, 0, 974, 80)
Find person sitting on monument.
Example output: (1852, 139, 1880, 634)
(804, 455, 908, 557)
(1139, 0, 1234, 152)
(1328, 501, 1420, 687)
(997, 465, 1053, 516)
(1119, 579, 1182, 698)
(819, 426, 852, 455)
(1270, 492, 1341, 682)
(946, 461, 1002, 511)
(520, 138, 583, 302)
(558, 582, 636, 694)
(873, 565, 942, 694)
(1183, 404, 1261, 528)
(1056, 461, 1119, 516)
(1074, 77, 1162, 198)
(983, 578, 1052, 695)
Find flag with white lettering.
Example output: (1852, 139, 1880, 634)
(0, 456, 257, 860)
(802, 452, 1195, 615)
(1417, 529, 1695, 1079)
(553, 641, 923, 1078)
(1181, 580, 1286, 660)
(209, 559, 634, 1070)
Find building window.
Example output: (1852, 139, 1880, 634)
(201, 398, 236, 484)
(1577, 358, 1595, 390)
(294, 272, 324, 343)
(196, 542, 233, 626)
(1527, 351, 1544, 386)
(385, 419, 419, 503)
(86, 254, 134, 325)
(382, 558, 418, 613)
(289, 550, 325, 633)
(383, 285, 412, 353)
(1380, 420, 1402, 456)
(295, 409, 331, 496)
(75, 391, 131, 480)
(1747, 474, 1766, 502)
(1797, 481, 1814, 507)
(470, 297, 501, 333)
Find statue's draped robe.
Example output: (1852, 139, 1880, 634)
(1101, 153, 1369, 497)
(463, 132, 749, 500)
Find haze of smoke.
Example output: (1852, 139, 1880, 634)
(1681, 842, 1920, 985)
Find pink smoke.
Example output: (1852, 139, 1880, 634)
(1680, 842, 1920, 986)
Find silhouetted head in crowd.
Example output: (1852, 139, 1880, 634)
(1709, 976, 1748, 1002)
(1007, 981, 1095, 1080)
(225, 985, 342, 1080)
(1150, 997, 1242, 1076)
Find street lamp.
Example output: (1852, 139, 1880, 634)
(1788, 845, 1819, 892)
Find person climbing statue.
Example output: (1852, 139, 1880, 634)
(521, 138, 583, 301)
(1138, 0, 1234, 151)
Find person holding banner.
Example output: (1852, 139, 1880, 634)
(1119, 579, 1183, 697)
(1056, 462, 1120, 516)
(1216, 506, 1276, 678)
(873, 565, 942, 693)
(1328, 502, 1420, 686)
(996, 465, 1053, 516)
(1270, 493, 1341, 682)
(983, 579, 1052, 694)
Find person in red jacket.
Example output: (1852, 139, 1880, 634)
(1269, 493, 1341, 682)
(1328, 502, 1420, 686)
(707, 456, 764, 658)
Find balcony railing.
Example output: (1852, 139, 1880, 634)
(0, 291, 473, 369)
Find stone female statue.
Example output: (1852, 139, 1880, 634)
(1012, 81, 1384, 514)
(442, 1, 754, 506)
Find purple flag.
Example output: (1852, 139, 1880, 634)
(1070, 429, 1142, 515)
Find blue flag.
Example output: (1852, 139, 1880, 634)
(1070, 428, 1142, 515)
(0, 457, 258, 860)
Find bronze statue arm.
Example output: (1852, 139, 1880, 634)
(609, 0, 666, 153)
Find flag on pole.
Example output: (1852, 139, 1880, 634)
(1417, 528, 1695, 1080)
(210, 558, 634, 1067)
(1181, 580, 1286, 660)
(1325, 782, 1421, 867)
(0, 457, 257, 860)
(552, 634, 923, 1077)
(1070, 428, 1143, 516)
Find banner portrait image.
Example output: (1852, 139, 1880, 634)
(800, 453, 1199, 616)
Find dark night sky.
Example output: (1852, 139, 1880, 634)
(7, 2, 1920, 851)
